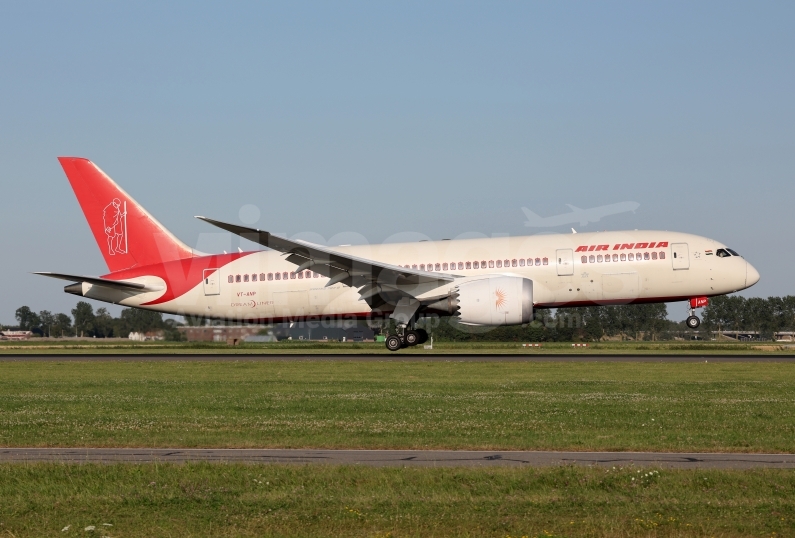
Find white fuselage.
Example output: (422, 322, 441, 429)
(83, 230, 758, 323)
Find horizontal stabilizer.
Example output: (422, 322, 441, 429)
(33, 272, 149, 290)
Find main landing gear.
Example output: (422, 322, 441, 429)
(686, 296, 709, 329)
(384, 324, 428, 351)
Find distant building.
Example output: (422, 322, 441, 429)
(178, 324, 375, 343)
(0, 330, 32, 341)
(178, 325, 270, 343)
(128, 331, 164, 341)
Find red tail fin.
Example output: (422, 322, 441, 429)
(58, 157, 195, 272)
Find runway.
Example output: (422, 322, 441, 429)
(2, 448, 794, 468)
(0, 353, 793, 362)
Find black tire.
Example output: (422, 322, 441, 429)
(385, 335, 403, 351)
(416, 329, 428, 344)
(405, 330, 420, 346)
(686, 315, 701, 329)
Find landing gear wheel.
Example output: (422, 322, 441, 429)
(416, 329, 428, 344)
(385, 334, 403, 352)
(686, 315, 701, 329)
(404, 330, 420, 346)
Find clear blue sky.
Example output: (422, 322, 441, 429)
(1, 1, 792, 324)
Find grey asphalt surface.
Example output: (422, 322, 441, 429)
(2, 448, 794, 468)
(0, 353, 794, 362)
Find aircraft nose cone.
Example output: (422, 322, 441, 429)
(746, 261, 760, 288)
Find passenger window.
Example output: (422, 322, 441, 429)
(235, 274, 241, 283)
(511, 259, 517, 267)
(412, 264, 418, 270)
(620, 253, 627, 261)
(660, 252, 665, 259)
(589, 255, 595, 263)
(504, 260, 510, 267)
(716, 249, 731, 258)
(420, 264, 425, 271)
(519, 259, 525, 267)
(268, 273, 273, 281)
(442, 263, 448, 271)
(481, 260, 486, 268)
(542, 257, 548, 265)
(297, 271, 303, 279)
(581, 256, 588, 263)
(597, 255, 603, 262)
(604, 254, 610, 262)
(289, 272, 295, 279)
(496, 260, 502, 268)
(612, 254, 618, 262)
(244, 274, 249, 282)
(283, 272, 289, 280)
(313, 272, 320, 278)
(651, 252, 657, 260)
(466, 261, 472, 269)
(534, 258, 540, 266)
(275, 273, 281, 280)
(228, 275, 234, 283)
(473, 261, 479, 269)
(644, 252, 650, 260)
(488, 260, 494, 268)
(435, 263, 441, 271)
(628, 253, 634, 261)
(456, 262, 462, 270)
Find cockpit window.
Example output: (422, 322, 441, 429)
(727, 248, 741, 257)
(716, 248, 731, 258)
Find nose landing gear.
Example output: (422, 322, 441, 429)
(686, 297, 709, 330)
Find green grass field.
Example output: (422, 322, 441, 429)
(1, 339, 794, 354)
(1, 463, 793, 537)
(1, 360, 794, 452)
(2, 359, 794, 537)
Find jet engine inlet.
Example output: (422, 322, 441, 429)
(455, 276, 533, 326)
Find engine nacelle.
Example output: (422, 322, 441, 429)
(455, 276, 533, 326)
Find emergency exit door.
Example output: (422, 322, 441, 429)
(203, 268, 220, 295)
(556, 249, 574, 276)
(671, 243, 690, 270)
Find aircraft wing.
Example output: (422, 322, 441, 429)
(196, 217, 460, 297)
(34, 272, 151, 290)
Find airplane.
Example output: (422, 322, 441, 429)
(523, 202, 640, 228)
(36, 157, 760, 351)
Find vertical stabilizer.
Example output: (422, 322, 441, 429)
(57, 157, 195, 272)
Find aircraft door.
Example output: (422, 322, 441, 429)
(671, 243, 689, 270)
(203, 269, 220, 295)
(556, 249, 574, 276)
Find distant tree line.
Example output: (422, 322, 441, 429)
(425, 295, 795, 342)
(702, 295, 795, 339)
(422, 303, 675, 342)
(9, 294, 791, 342)
(9, 302, 183, 340)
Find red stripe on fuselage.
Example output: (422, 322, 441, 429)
(102, 252, 254, 305)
